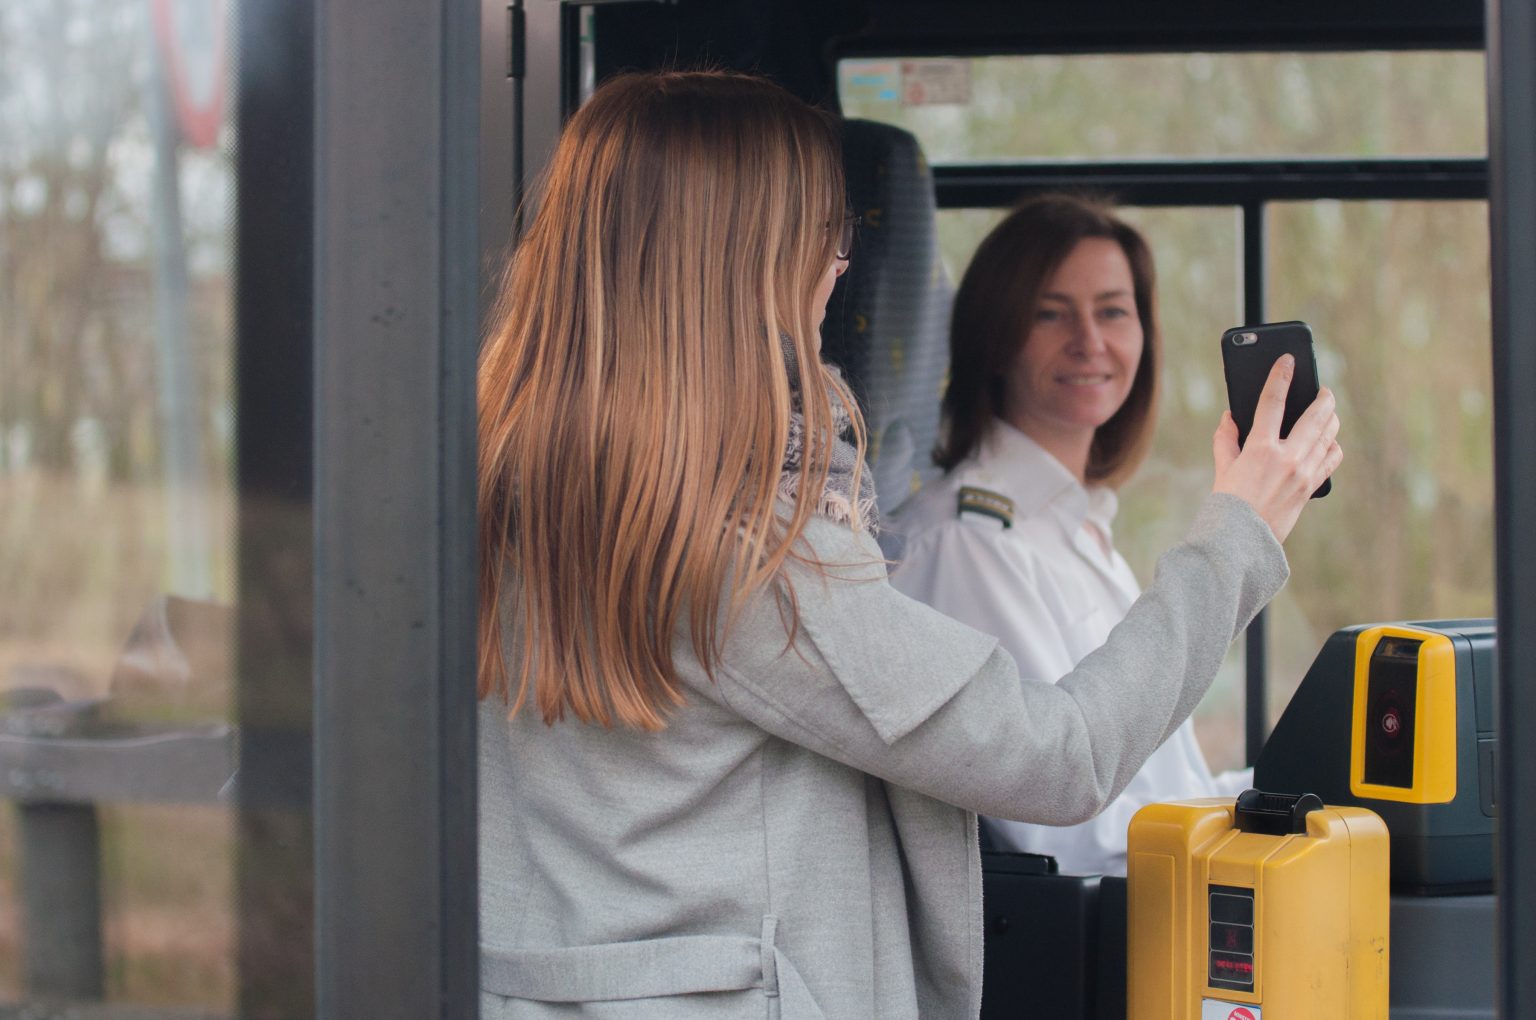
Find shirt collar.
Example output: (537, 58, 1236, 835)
(971, 421, 1119, 537)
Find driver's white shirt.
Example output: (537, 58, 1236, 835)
(886, 421, 1250, 876)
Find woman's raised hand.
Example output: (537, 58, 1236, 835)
(1212, 354, 1343, 543)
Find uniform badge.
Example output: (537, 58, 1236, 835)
(957, 485, 1014, 528)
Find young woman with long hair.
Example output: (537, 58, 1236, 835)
(477, 72, 1340, 1019)
(891, 194, 1257, 876)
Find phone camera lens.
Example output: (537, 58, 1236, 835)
(1235, 332, 1259, 346)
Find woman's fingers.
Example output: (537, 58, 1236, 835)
(1304, 407, 1341, 471)
(1212, 362, 1342, 542)
(1286, 385, 1337, 450)
(1312, 439, 1344, 491)
(1324, 440, 1344, 479)
(1249, 354, 1296, 441)
(1264, 380, 1338, 497)
(1213, 411, 1240, 474)
(1290, 391, 1341, 495)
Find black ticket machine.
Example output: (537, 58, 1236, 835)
(1256, 619, 1498, 1018)
(1255, 619, 1495, 891)
(980, 620, 1497, 1020)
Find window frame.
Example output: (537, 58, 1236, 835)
(303, 0, 485, 1014)
(1487, 0, 1536, 1009)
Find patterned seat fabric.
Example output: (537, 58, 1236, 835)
(822, 119, 953, 516)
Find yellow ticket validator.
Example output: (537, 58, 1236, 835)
(1350, 625, 1458, 805)
(1128, 791, 1389, 1020)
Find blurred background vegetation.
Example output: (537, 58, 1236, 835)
(2, 0, 236, 1010)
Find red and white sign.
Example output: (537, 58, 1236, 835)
(149, 0, 229, 148)
(1201, 1000, 1260, 1020)
(898, 59, 971, 107)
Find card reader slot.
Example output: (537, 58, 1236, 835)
(1363, 637, 1421, 789)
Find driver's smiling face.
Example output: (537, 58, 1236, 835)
(1002, 236, 1144, 445)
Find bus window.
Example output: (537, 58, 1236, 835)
(1265, 199, 1494, 725)
(0, 0, 313, 1013)
(839, 52, 1486, 162)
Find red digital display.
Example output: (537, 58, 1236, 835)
(1210, 950, 1256, 989)
(1211, 921, 1254, 954)
(1209, 885, 1257, 991)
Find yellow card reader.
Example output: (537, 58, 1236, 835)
(1349, 626, 1458, 804)
(1127, 790, 1389, 1020)
(1256, 620, 1493, 891)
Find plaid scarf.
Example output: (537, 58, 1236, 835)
(776, 336, 879, 534)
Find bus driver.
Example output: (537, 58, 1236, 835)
(891, 195, 1254, 876)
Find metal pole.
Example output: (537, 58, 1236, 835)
(16, 802, 104, 1000)
(1486, 0, 1536, 1014)
(147, 9, 213, 599)
(517, 0, 577, 223)
(235, 0, 318, 1014)
(312, 0, 481, 1013)
(482, 1, 518, 269)
(1242, 200, 1268, 767)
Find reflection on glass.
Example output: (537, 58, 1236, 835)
(840, 52, 1486, 163)
(1, 0, 237, 1012)
(1265, 200, 1494, 724)
(936, 206, 1249, 771)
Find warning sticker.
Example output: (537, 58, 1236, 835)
(1201, 1000, 1260, 1020)
(899, 60, 972, 107)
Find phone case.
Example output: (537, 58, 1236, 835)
(1221, 320, 1331, 499)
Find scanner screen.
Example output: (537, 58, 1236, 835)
(1364, 637, 1420, 788)
(1208, 885, 1257, 992)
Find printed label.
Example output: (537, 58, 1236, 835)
(1201, 999, 1260, 1020)
(899, 60, 972, 106)
(839, 60, 901, 109)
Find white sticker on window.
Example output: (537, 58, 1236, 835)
(898, 59, 972, 107)
(1201, 999, 1261, 1020)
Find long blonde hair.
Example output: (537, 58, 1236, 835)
(478, 71, 860, 730)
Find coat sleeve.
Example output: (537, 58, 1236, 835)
(702, 493, 1287, 825)
(890, 521, 1080, 692)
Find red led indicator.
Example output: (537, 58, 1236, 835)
(1209, 886, 1257, 991)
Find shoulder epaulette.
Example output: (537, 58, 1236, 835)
(957, 485, 1014, 529)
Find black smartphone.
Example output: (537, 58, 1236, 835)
(1220, 320, 1331, 499)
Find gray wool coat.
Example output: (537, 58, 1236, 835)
(479, 493, 1287, 1019)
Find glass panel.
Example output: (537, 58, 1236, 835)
(1264, 200, 1494, 724)
(1115, 206, 1248, 773)
(840, 52, 1486, 163)
(1, 0, 241, 1011)
(934, 207, 1009, 287)
(935, 205, 1249, 772)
